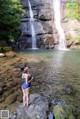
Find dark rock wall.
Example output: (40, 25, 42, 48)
(20, 0, 55, 49)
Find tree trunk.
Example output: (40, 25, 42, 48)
(78, 0, 80, 12)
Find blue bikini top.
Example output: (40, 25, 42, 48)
(22, 73, 32, 82)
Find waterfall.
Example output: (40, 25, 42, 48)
(53, 0, 66, 50)
(28, 0, 37, 49)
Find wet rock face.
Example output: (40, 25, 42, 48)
(38, 7, 53, 21)
(20, 0, 52, 8)
(20, 0, 54, 49)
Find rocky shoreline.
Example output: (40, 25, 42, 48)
(0, 54, 52, 118)
(0, 53, 48, 112)
(0, 56, 23, 111)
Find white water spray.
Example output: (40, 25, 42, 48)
(53, 0, 66, 50)
(28, 0, 37, 49)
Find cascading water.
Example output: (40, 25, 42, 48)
(28, 0, 37, 49)
(53, 0, 66, 50)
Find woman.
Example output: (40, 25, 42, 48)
(21, 67, 33, 107)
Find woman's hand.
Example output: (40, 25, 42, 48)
(28, 76, 33, 83)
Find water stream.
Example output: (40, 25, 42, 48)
(53, 0, 66, 50)
(28, 0, 37, 49)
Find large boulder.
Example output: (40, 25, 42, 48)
(10, 94, 49, 119)
(5, 51, 17, 58)
(37, 34, 54, 48)
(25, 94, 48, 119)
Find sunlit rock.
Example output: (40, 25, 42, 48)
(5, 51, 17, 58)
(0, 53, 5, 57)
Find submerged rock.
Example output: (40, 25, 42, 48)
(0, 87, 4, 94)
(5, 93, 17, 105)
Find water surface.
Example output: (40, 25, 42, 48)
(19, 49, 80, 117)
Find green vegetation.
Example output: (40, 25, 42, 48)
(0, 47, 12, 52)
(0, 0, 24, 44)
(66, 0, 80, 20)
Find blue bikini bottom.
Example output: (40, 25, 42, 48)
(22, 82, 31, 89)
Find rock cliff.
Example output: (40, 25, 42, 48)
(20, 0, 55, 49)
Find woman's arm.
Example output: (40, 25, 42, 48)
(28, 76, 33, 83)
(25, 74, 29, 84)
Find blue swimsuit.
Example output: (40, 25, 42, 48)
(21, 74, 32, 89)
(22, 82, 31, 89)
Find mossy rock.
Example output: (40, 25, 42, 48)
(53, 104, 75, 119)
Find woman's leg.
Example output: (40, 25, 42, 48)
(22, 88, 26, 106)
(25, 88, 30, 107)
